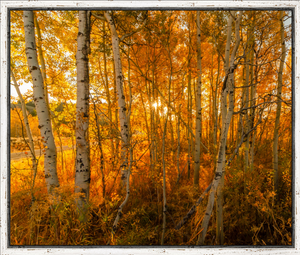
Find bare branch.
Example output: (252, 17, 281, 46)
(91, 12, 106, 21)
(120, 16, 148, 41)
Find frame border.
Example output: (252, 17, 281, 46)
(1, 1, 299, 254)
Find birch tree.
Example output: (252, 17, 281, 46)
(215, 12, 233, 245)
(100, 10, 147, 240)
(34, 14, 49, 111)
(197, 11, 243, 245)
(273, 11, 287, 193)
(194, 11, 202, 187)
(23, 10, 60, 196)
(104, 11, 130, 187)
(75, 10, 91, 222)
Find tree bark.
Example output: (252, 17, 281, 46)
(198, 11, 242, 245)
(273, 11, 286, 193)
(102, 21, 115, 159)
(105, 11, 130, 187)
(194, 11, 202, 188)
(75, 10, 91, 222)
(23, 10, 59, 196)
(34, 13, 50, 112)
(216, 12, 233, 245)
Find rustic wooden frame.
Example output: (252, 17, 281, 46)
(1, 1, 298, 254)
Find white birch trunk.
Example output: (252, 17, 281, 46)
(198, 11, 242, 245)
(216, 13, 233, 245)
(102, 22, 115, 158)
(23, 11, 59, 196)
(273, 11, 286, 193)
(194, 11, 202, 187)
(34, 14, 49, 111)
(104, 11, 130, 187)
(75, 11, 90, 222)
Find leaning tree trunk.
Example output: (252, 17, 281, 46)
(23, 10, 59, 196)
(104, 12, 132, 242)
(11, 67, 37, 201)
(215, 12, 233, 245)
(104, 11, 130, 187)
(273, 11, 286, 193)
(75, 10, 91, 222)
(197, 11, 242, 245)
(194, 11, 202, 188)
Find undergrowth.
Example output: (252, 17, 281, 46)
(10, 147, 292, 246)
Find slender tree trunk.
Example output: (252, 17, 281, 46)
(11, 68, 37, 201)
(93, 101, 106, 199)
(244, 19, 251, 173)
(75, 10, 91, 222)
(105, 11, 130, 187)
(194, 11, 202, 188)
(236, 67, 245, 155)
(177, 105, 181, 181)
(231, 87, 235, 144)
(273, 11, 286, 193)
(161, 111, 169, 245)
(58, 130, 64, 173)
(187, 15, 192, 180)
(170, 114, 175, 165)
(109, 45, 133, 243)
(250, 43, 258, 172)
(213, 53, 220, 164)
(34, 14, 50, 111)
(23, 10, 59, 196)
(249, 19, 256, 172)
(215, 12, 233, 245)
(152, 58, 158, 173)
(102, 22, 115, 159)
(198, 11, 242, 245)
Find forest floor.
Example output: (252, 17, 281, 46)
(9, 142, 292, 246)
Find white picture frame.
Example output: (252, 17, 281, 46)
(1, 0, 299, 254)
